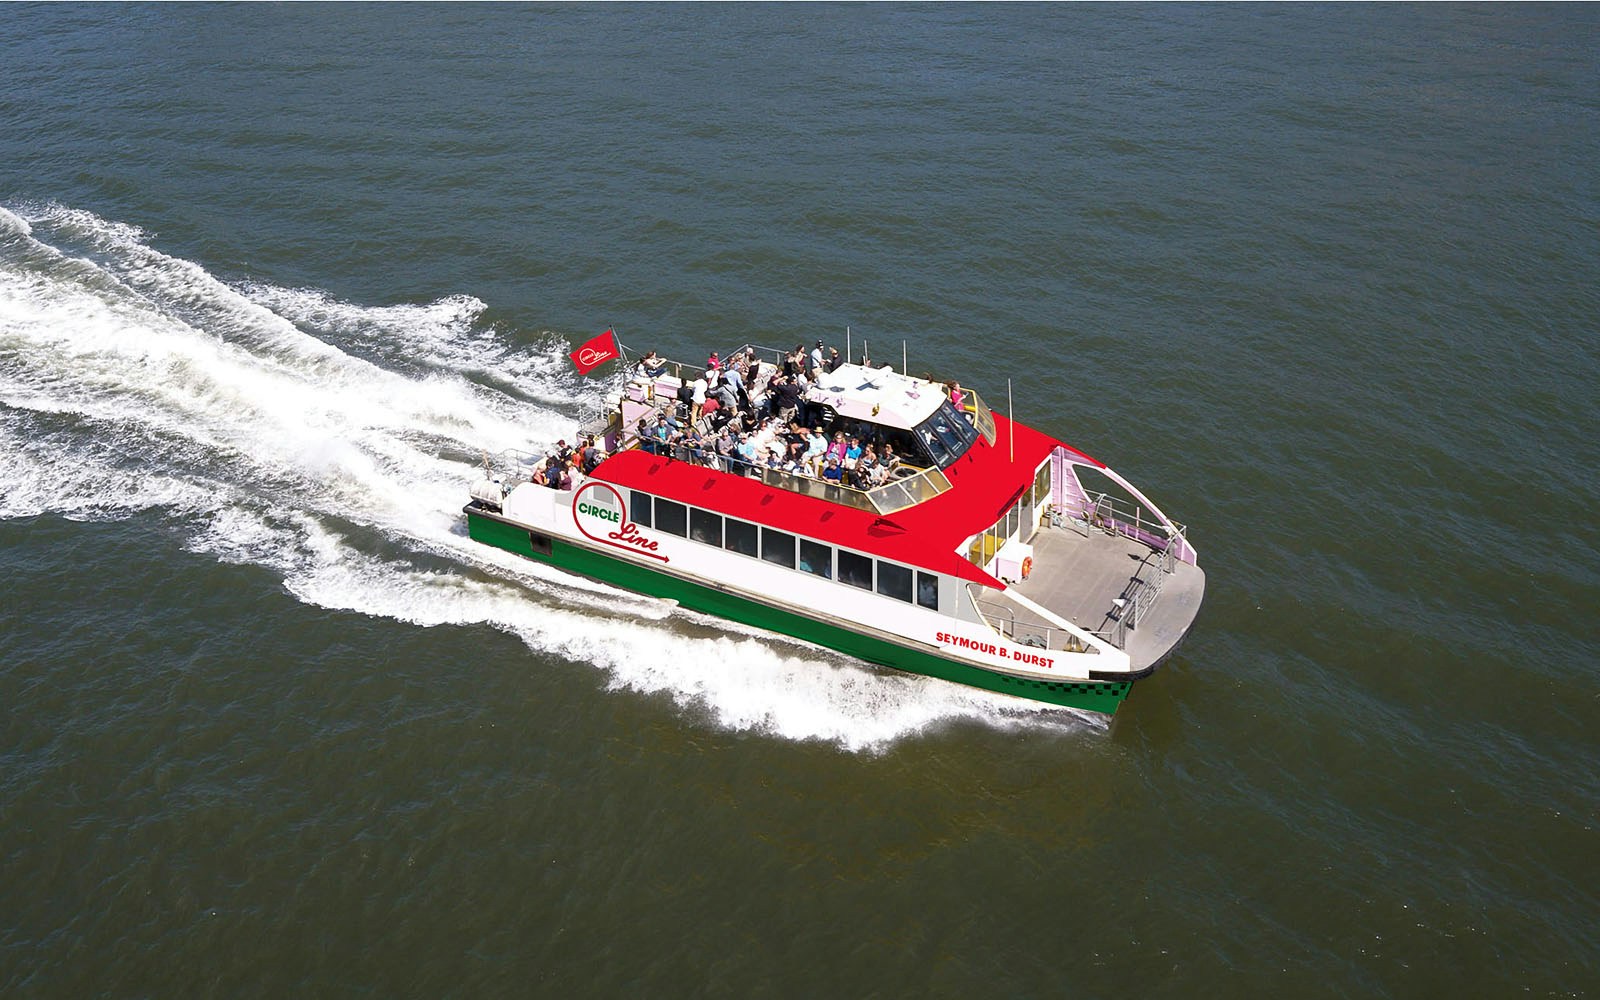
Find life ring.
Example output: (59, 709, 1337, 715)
(1021, 556, 1033, 579)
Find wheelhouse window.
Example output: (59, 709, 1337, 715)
(690, 508, 722, 547)
(655, 499, 687, 537)
(877, 561, 913, 603)
(917, 572, 939, 610)
(798, 539, 832, 579)
(914, 401, 981, 470)
(725, 518, 758, 557)
(838, 550, 873, 591)
(630, 491, 652, 527)
(761, 528, 795, 568)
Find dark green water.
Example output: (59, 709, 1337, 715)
(3, 4, 1597, 996)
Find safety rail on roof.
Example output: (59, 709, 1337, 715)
(621, 437, 951, 515)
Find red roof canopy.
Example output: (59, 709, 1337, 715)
(593, 414, 1100, 586)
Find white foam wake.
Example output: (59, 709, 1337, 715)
(0, 202, 1103, 749)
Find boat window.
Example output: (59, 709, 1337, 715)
(877, 561, 913, 603)
(690, 508, 722, 547)
(761, 528, 795, 569)
(917, 572, 939, 610)
(838, 550, 873, 591)
(1032, 462, 1050, 507)
(930, 402, 977, 454)
(630, 491, 652, 527)
(725, 518, 758, 557)
(912, 401, 979, 470)
(655, 499, 687, 537)
(798, 539, 832, 580)
(919, 425, 955, 467)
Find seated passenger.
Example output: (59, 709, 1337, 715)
(826, 431, 848, 466)
(821, 456, 844, 483)
(637, 351, 667, 379)
(803, 427, 827, 474)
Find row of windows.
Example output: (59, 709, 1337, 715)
(969, 460, 1051, 567)
(631, 491, 939, 610)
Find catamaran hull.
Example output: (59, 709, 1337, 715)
(466, 506, 1133, 714)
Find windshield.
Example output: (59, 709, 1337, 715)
(915, 401, 981, 469)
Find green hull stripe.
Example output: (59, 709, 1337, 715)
(467, 510, 1130, 714)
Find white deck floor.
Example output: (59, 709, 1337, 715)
(1006, 520, 1205, 673)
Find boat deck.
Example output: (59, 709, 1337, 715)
(1009, 519, 1206, 673)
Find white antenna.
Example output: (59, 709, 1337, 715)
(1008, 378, 1015, 463)
(902, 340, 908, 375)
(846, 326, 851, 366)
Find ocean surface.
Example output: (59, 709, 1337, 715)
(2, 4, 1597, 996)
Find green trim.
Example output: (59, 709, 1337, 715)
(466, 509, 1131, 714)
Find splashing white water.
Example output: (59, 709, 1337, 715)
(0, 202, 1101, 749)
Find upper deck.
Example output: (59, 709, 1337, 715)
(580, 343, 1006, 516)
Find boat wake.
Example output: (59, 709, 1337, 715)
(0, 202, 1105, 750)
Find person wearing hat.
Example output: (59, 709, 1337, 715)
(810, 340, 826, 375)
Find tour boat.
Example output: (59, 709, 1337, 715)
(464, 335, 1203, 714)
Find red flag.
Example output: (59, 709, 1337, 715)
(569, 328, 620, 376)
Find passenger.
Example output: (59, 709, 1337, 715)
(690, 374, 708, 425)
(771, 375, 801, 423)
(826, 346, 843, 373)
(721, 362, 744, 401)
(826, 430, 848, 466)
(713, 426, 737, 471)
(637, 351, 667, 379)
(581, 436, 603, 475)
(706, 350, 720, 373)
(803, 427, 828, 475)
(844, 435, 863, 469)
(736, 432, 759, 468)
(544, 455, 567, 491)
(949, 381, 969, 420)
(810, 340, 826, 375)
(681, 426, 708, 465)
(853, 445, 877, 488)
(821, 455, 844, 483)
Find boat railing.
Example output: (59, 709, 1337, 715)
(479, 447, 554, 484)
(1089, 618, 1128, 650)
(866, 464, 951, 514)
(975, 598, 1095, 655)
(630, 439, 951, 516)
(1062, 491, 1187, 572)
(1078, 550, 1170, 651)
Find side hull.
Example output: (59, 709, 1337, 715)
(467, 508, 1131, 714)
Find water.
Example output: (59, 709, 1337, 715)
(3, 5, 1597, 996)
